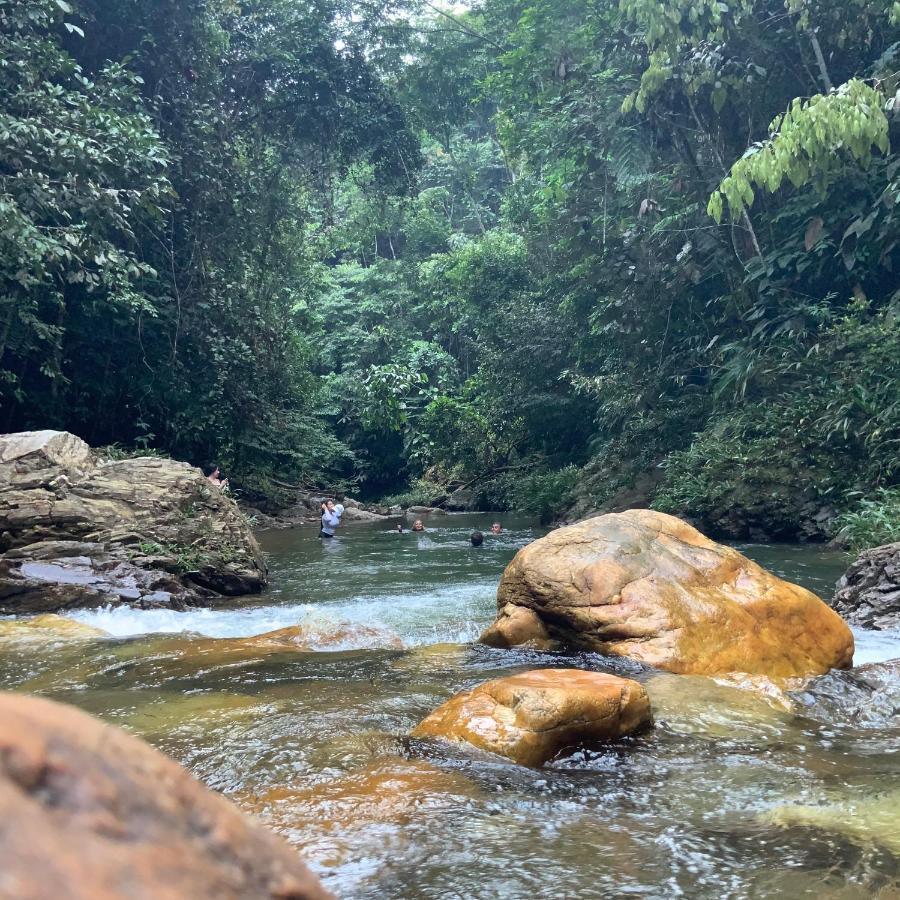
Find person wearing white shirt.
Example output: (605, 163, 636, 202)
(319, 499, 342, 538)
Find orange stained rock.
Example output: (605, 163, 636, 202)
(480, 509, 854, 678)
(144, 621, 405, 666)
(411, 669, 652, 767)
(238, 757, 479, 832)
(0, 691, 330, 900)
(0, 614, 108, 642)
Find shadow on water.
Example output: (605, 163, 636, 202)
(0, 515, 898, 898)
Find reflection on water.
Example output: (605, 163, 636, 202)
(0, 514, 898, 898)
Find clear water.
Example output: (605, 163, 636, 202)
(1, 514, 898, 898)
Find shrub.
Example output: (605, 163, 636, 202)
(833, 489, 900, 551)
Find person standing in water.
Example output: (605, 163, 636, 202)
(491, 522, 503, 535)
(320, 499, 341, 538)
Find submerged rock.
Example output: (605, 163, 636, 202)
(0, 613, 108, 642)
(790, 658, 900, 728)
(241, 757, 479, 834)
(130, 622, 407, 673)
(480, 510, 853, 678)
(0, 430, 266, 612)
(832, 542, 900, 630)
(0, 691, 329, 899)
(411, 669, 651, 767)
(644, 673, 796, 741)
(766, 789, 900, 856)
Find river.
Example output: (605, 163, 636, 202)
(1, 513, 898, 898)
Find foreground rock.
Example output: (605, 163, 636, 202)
(832, 542, 900, 630)
(0, 692, 329, 899)
(480, 510, 853, 678)
(411, 669, 651, 766)
(0, 431, 266, 612)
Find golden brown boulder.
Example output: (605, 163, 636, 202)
(0, 692, 330, 900)
(411, 669, 651, 767)
(480, 509, 853, 678)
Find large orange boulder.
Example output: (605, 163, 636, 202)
(0, 692, 330, 899)
(411, 669, 651, 767)
(480, 509, 853, 678)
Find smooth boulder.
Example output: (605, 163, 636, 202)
(0, 691, 329, 899)
(480, 509, 853, 678)
(0, 430, 266, 612)
(831, 541, 900, 630)
(411, 669, 651, 766)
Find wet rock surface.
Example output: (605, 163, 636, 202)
(480, 509, 854, 678)
(412, 668, 651, 767)
(790, 658, 900, 728)
(832, 542, 900, 630)
(0, 691, 330, 900)
(0, 431, 266, 612)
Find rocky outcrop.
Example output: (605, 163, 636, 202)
(0, 431, 266, 612)
(0, 691, 329, 899)
(480, 509, 854, 678)
(831, 542, 900, 630)
(411, 669, 651, 766)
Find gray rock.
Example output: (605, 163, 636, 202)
(3, 540, 105, 560)
(0, 430, 267, 613)
(791, 658, 900, 728)
(832, 542, 900, 630)
(407, 506, 447, 516)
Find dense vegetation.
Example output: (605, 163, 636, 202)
(3, 0, 900, 543)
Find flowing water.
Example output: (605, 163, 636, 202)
(1, 513, 899, 898)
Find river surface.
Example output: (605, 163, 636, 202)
(1, 513, 899, 898)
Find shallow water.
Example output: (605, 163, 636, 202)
(2, 514, 899, 898)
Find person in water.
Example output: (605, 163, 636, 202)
(207, 466, 229, 490)
(412, 519, 425, 532)
(491, 522, 503, 535)
(396, 523, 405, 533)
(320, 499, 342, 538)
(470, 530, 484, 546)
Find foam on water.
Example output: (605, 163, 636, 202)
(65, 579, 498, 647)
(66, 600, 900, 663)
(851, 625, 900, 666)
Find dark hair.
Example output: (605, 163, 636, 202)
(207, 464, 220, 475)
(470, 530, 484, 547)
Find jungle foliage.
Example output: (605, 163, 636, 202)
(3, 0, 899, 541)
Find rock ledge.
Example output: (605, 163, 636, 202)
(0, 430, 266, 612)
